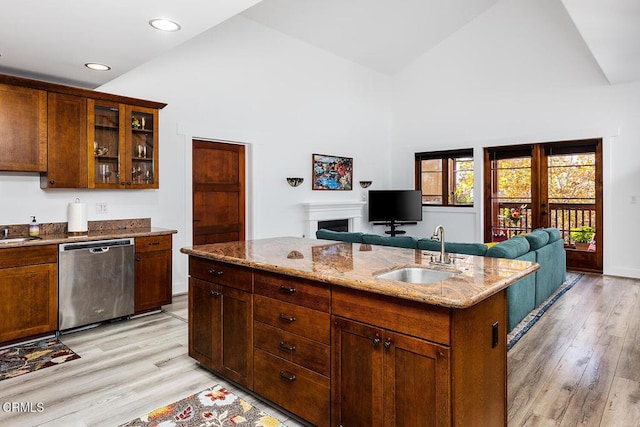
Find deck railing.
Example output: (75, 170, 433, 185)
(495, 202, 596, 243)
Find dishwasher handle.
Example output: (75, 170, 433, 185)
(89, 246, 110, 254)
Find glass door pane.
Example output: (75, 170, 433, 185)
(547, 153, 596, 250)
(489, 157, 532, 241)
(130, 108, 156, 186)
(93, 104, 120, 186)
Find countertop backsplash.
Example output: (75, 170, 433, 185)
(1, 218, 152, 237)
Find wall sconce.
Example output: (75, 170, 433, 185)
(286, 177, 304, 187)
(359, 181, 372, 188)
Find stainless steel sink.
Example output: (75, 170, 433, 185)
(376, 267, 456, 284)
(0, 237, 38, 244)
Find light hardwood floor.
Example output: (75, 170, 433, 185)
(508, 273, 640, 426)
(1, 273, 638, 426)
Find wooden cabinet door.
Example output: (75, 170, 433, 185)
(134, 247, 172, 314)
(0, 263, 57, 343)
(383, 332, 451, 427)
(188, 277, 253, 388)
(0, 84, 47, 172)
(125, 105, 158, 188)
(217, 283, 253, 388)
(189, 277, 217, 366)
(332, 316, 384, 427)
(42, 92, 88, 188)
(88, 99, 126, 188)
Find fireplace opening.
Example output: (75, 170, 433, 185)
(318, 219, 349, 232)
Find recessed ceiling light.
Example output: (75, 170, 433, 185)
(85, 63, 111, 71)
(149, 18, 181, 32)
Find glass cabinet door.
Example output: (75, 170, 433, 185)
(88, 100, 124, 188)
(127, 106, 158, 188)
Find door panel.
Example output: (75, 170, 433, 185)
(192, 140, 245, 245)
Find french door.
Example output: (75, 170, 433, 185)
(484, 139, 603, 272)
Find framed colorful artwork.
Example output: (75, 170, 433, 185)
(312, 153, 353, 190)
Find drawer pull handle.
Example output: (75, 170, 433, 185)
(210, 291, 221, 297)
(279, 342, 296, 352)
(384, 338, 392, 350)
(372, 333, 381, 347)
(149, 241, 160, 246)
(208, 269, 224, 276)
(279, 370, 296, 381)
(278, 285, 296, 294)
(279, 313, 296, 323)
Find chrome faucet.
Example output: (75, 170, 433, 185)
(430, 224, 451, 264)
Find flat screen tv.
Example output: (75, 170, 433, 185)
(368, 190, 423, 222)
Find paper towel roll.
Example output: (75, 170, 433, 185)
(68, 199, 88, 233)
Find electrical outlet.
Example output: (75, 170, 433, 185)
(96, 202, 108, 214)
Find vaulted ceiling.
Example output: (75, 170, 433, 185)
(0, 0, 637, 89)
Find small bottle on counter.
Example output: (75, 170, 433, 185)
(29, 216, 40, 237)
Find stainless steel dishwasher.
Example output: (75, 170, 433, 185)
(58, 238, 134, 331)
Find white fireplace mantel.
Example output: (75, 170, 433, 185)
(302, 200, 366, 238)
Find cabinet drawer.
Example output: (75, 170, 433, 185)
(254, 295, 330, 344)
(254, 321, 330, 376)
(189, 257, 252, 292)
(135, 235, 172, 253)
(0, 245, 57, 269)
(254, 348, 330, 427)
(332, 285, 451, 345)
(254, 270, 330, 312)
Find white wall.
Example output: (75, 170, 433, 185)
(96, 16, 392, 293)
(391, 0, 640, 278)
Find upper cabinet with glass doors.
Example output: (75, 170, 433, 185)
(88, 101, 159, 189)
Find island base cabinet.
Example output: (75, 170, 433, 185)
(188, 277, 253, 389)
(332, 317, 451, 427)
(254, 348, 330, 427)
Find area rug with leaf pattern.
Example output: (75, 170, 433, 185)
(0, 338, 80, 381)
(507, 272, 584, 351)
(119, 384, 288, 427)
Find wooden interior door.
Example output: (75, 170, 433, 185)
(192, 140, 245, 245)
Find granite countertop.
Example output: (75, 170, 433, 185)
(180, 236, 539, 309)
(0, 227, 176, 249)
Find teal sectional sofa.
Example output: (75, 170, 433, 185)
(315, 228, 566, 332)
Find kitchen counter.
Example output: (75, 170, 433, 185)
(0, 227, 176, 248)
(0, 218, 176, 249)
(180, 236, 539, 309)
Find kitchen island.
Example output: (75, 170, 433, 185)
(181, 237, 539, 426)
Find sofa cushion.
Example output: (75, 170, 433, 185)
(542, 227, 562, 243)
(485, 235, 530, 259)
(316, 229, 363, 243)
(524, 229, 549, 250)
(507, 251, 537, 331)
(533, 239, 567, 306)
(417, 239, 440, 251)
(446, 242, 488, 256)
(362, 234, 418, 249)
(417, 239, 487, 256)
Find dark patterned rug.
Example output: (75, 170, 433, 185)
(507, 272, 584, 351)
(0, 338, 80, 381)
(119, 384, 287, 427)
